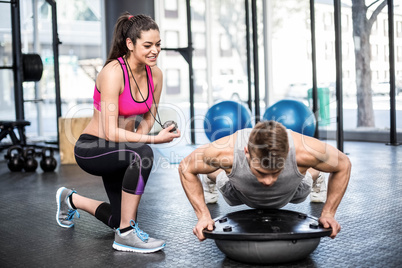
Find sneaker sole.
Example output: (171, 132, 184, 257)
(205, 197, 218, 204)
(204, 192, 218, 204)
(310, 198, 326, 203)
(56, 187, 74, 228)
(112, 242, 166, 253)
(310, 194, 327, 203)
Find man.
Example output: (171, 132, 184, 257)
(178, 120, 351, 241)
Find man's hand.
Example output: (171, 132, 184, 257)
(193, 217, 215, 241)
(319, 212, 341, 239)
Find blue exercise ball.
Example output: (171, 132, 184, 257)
(263, 99, 316, 136)
(204, 101, 253, 141)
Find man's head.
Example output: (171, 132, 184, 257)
(245, 121, 289, 186)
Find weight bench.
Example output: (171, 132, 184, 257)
(0, 120, 31, 147)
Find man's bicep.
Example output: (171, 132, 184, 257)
(308, 141, 346, 173)
(182, 145, 220, 175)
(296, 134, 342, 173)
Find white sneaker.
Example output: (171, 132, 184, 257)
(310, 173, 327, 203)
(198, 174, 218, 204)
(113, 220, 165, 253)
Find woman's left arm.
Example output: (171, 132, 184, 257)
(136, 66, 163, 135)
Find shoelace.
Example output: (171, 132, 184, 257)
(66, 209, 80, 220)
(312, 182, 322, 193)
(130, 219, 149, 242)
(203, 176, 216, 193)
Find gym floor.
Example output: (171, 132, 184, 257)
(0, 140, 401, 268)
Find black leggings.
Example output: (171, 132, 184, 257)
(74, 134, 154, 228)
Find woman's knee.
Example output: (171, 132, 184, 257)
(135, 144, 154, 169)
(141, 144, 154, 162)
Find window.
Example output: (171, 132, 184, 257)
(397, 46, 402, 62)
(325, 41, 334, 60)
(372, 70, 380, 80)
(15, 0, 103, 140)
(306, 40, 312, 60)
(220, 69, 234, 75)
(164, 0, 178, 18)
(343, 42, 350, 60)
(323, 12, 333, 31)
(397, 21, 402, 38)
(194, 69, 206, 94)
(343, 70, 350, 79)
(372, 20, 378, 35)
(342, 13, 349, 31)
(383, 19, 388, 36)
(192, 0, 205, 21)
(371, 44, 379, 61)
(193, 32, 206, 57)
(166, 69, 181, 94)
(165, 30, 180, 56)
(219, 34, 232, 57)
(384, 45, 389, 61)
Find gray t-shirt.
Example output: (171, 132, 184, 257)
(226, 128, 306, 208)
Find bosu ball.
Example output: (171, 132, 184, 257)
(203, 209, 332, 264)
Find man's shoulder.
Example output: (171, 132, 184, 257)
(203, 133, 237, 165)
(236, 128, 253, 146)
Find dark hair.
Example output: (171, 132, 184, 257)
(105, 12, 159, 66)
(247, 121, 289, 170)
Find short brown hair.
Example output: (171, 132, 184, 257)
(247, 121, 289, 170)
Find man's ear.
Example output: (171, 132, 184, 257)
(244, 146, 253, 163)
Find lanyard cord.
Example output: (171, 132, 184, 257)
(123, 57, 163, 128)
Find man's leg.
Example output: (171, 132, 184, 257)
(205, 169, 223, 182)
(308, 168, 320, 181)
(197, 169, 223, 204)
(309, 168, 327, 203)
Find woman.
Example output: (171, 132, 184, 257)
(55, 12, 180, 253)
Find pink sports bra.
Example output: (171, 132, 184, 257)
(93, 57, 155, 118)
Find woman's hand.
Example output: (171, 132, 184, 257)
(154, 124, 181, 143)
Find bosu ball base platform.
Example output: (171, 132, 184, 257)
(203, 209, 332, 264)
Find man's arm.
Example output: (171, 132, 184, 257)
(320, 155, 351, 238)
(178, 144, 220, 241)
(293, 132, 352, 238)
(178, 134, 235, 241)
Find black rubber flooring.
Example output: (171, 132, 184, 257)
(0, 141, 401, 267)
